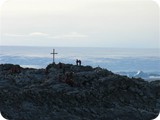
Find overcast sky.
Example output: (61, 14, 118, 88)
(0, 0, 159, 48)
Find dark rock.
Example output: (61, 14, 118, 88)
(0, 63, 159, 120)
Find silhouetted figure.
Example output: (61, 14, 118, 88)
(79, 60, 81, 66)
(76, 59, 79, 65)
(76, 59, 82, 66)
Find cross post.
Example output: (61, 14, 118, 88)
(50, 49, 58, 64)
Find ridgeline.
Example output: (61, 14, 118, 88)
(0, 63, 160, 120)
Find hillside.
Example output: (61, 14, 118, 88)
(0, 63, 160, 120)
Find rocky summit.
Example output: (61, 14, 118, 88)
(0, 63, 160, 120)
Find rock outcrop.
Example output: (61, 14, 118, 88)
(0, 63, 160, 120)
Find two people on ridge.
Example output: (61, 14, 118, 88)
(76, 59, 81, 66)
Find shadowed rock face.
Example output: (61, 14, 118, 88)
(0, 63, 160, 120)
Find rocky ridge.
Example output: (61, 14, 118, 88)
(0, 63, 160, 120)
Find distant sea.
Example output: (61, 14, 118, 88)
(0, 46, 160, 80)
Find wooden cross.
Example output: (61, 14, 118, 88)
(50, 49, 58, 63)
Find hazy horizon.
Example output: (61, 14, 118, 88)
(0, 0, 160, 48)
(1, 45, 160, 50)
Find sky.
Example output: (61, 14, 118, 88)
(0, 0, 159, 48)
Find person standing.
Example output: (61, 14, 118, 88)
(79, 60, 81, 66)
(76, 59, 79, 65)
